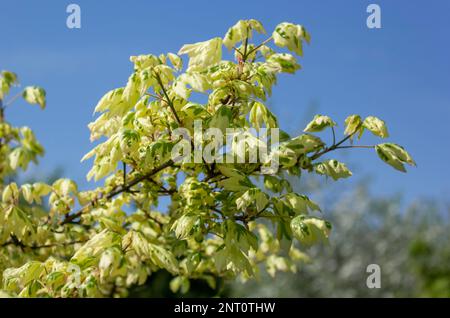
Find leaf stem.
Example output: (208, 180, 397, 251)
(310, 124, 363, 161)
(335, 145, 375, 149)
(331, 126, 336, 145)
(3, 91, 23, 107)
(245, 36, 273, 58)
(154, 72, 181, 125)
(61, 159, 175, 225)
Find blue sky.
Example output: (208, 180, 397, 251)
(1, 0, 449, 203)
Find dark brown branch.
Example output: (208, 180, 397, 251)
(1, 236, 86, 250)
(244, 36, 273, 59)
(61, 159, 174, 225)
(310, 124, 363, 161)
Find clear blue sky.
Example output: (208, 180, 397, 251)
(1, 0, 449, 203)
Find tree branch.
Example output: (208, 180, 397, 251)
(335, 145, 375, 149)
(245, 36, 273, 59)
(310, 124, 363, 161)
(1, 236, 86, 250)
(61, 159, 174, 225)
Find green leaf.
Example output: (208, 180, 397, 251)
(264, 175, 283, 193)
(344, 114, 364, 139)
(290, 216, 331, 247)
(93, 87, 124, 114)
(272, 22, 311, 56)
(375, 143, 416, 172)
(2, 262, 45, 291)
(363, 116, 389, 138)
(171, 213, 198, 240)
(304, 115, 336, 133)
(125, 231, 178, 274)
(120, 129, 141, 153)
(2, 206, 36, 241)
(71, 230, 121, 268)
(249, 101, 277, 129)
(130, 54, 162, 71)
(218, 175, 253, 192)
(284, 134, 324, 155)
(146, 140, 174, 164)
(170, 276, 190, 294)
(173, 72, 211, 100)
(148, 244, 179, 274)
(99, 246, 126, 282)
(181, 102, 210, 120)
(282, 193, 321, 215)
(2, 182, 19, 204)
(178, 37, 222, 72)
(20, 182, 51, 204)
(236, 188, 269, 213)
(229, 245, 254, 276)
(223, 220, 258, 255)
(167, 53, 183, 71)
(223, 19, 266, 50)
(314, 159, 352, 181)
(0, 71, 18, 99)
(22, 86, 46, 109)
(209, 105, 232, 133)
(266, 53, 301, 74)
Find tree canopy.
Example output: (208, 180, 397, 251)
(0, 19, 414, 297)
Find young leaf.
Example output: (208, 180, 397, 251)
(171, 213, 198, 240)
(178, 37, 222, 72)
(167, 53, 183, 71)
(290, 216, 331, 247)
(209, 105, 232, 133)
(223, 19, 266, 51)
(344, 114, 363, 139)
(363, 116, 389, 138)
(236, 188, 269, 213)
(249, 101, 277, 129)
(266, 53, 301, 74)
(272, 22, 311, 56)
(71, 230, 121, 268)
(282, 193, 321, 215)
(375, 143, 416, 172)
(304, 115, 336, 133)
(314, 159, 352, 181)
(2, 182, 19, 204)
(22, 86, 46, 109)
(0, 70, 18, 99)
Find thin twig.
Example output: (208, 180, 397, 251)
(310, 124, 363, 161)
(145, 92, 165, 102)
(242, 29, 249, 61)
(3, 91, 23, 107)
(61, 159, 174, 225)
(123, 162, 127, 185)
(335, 145, 375, 149)
(331, 126, 336, 145)
(154, 72, 181, 124)
(233, 46, 244, 56)
(245, 36, 273, 58)
(1, 238, 86, 250)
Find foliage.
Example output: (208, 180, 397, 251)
(0, 19, 414, 297)
(231, 185, 449, 297)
